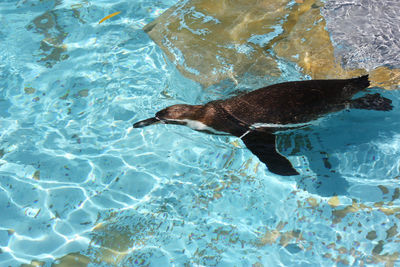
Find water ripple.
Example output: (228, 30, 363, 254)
(1, 0, 400, 266)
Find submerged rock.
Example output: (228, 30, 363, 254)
(144, 0, 400, 89)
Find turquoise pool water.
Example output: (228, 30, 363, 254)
(1, 0, 400, 266)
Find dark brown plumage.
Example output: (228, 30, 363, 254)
(133, 75, 392, 176)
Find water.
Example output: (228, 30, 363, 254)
(322, 0, 400, 70)
(1, 0, 400, 266)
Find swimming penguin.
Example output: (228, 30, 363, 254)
(133, 75, 392, 176)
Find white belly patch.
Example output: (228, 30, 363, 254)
(250, 122, 310, 129)
(184, 119, 211, 131)
(165, 119, 227, 135)
(250, 116, 326, 130)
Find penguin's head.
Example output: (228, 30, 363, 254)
(133, 104, 202, 128)
(155, 104, 197, 121)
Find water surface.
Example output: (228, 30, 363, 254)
(0, 0, 399, 266)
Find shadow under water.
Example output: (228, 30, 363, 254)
(277, 89, 399, 198)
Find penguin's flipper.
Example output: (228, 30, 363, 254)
(241, 131, 299, 176)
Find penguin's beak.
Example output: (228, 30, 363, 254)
(133, 117, 160, 128)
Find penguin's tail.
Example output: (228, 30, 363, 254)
(350, 74, 370, 89)
(342, 74, 370, 97)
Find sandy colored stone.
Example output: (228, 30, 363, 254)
(379, 207, 400, 216)
(386, 225, 398, 239)
(273, 0, 399, 89)
(21, 260, 45, 267)
(24, 87, 36, 94)
(144, 0, 399, 89)
(258, 229, 281, 246)
(369, 67, 400, 90)
(144, 0, 290, 87)
(51, 252, 91, 267)
(33, 170, 40, 180)
(273, 0, 366, 79)
(331, 200, 360, 223)
(373, 252, 399, 267)
(306, 197, 319, 207)
(328, 196, 340, 207)
(91, 226, 134, 265)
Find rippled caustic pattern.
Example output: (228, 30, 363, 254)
(0, 0, 400, 266)
(145, 0, 400, 89)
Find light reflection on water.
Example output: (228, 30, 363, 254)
(0, 0, 399, 266)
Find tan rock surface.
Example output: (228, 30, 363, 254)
(145, 0, 400, 89)
(144, 0, 289, 86)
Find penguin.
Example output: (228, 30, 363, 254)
(133, 75, 392, 176)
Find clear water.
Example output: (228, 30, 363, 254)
(322, 0, 400, 70)
(1, 0, 400, 266)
